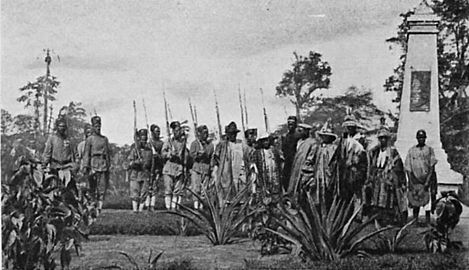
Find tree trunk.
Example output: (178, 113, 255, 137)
(43, 81, 48, 136)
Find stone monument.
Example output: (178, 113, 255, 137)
(395, 1, 463, 193)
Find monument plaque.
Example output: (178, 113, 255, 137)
(410, 71, 431, 112)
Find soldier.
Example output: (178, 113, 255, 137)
(162, 121, 190, 210)
(405, 129, 437, 225)
(190, 125, 214, 209)
(82, 116, 111, 214)
(42, 118, 77, 189)
(127, 129, 153, 213)
(146, 124, 164, 211)
(281, 116, 300, 192)
(76, 124, 92, 190)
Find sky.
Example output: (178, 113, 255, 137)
(1, 0, 422, 145)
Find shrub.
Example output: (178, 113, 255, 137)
(2, 164, 92, 269)
(373, 219, 416, 253)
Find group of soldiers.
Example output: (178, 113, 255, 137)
(31, 111, 438, 225)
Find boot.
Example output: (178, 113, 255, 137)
(132, 201, 138, 213)
(164, 196, 172, 210)
(138, 202, 145, 212)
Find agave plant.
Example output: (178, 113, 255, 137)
(161, 186, 252, 245)
(266, 194, 393, 261)
(374, 218, 416, 253)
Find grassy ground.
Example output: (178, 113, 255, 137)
(77, 209, 469, 270)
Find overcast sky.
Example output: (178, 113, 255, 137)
(1, 0, 421, 145)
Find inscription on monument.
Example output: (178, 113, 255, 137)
(410, 71, 431, 112)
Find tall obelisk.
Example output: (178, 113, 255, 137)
(395, 1, 463, 192)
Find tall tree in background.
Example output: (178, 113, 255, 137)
(385, 0, 469, 174)
(276, 51, 332, 121)
(17, 50, 60, 136)
(57, 101, 88, 146)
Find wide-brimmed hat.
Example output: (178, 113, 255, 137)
(298, 123, 312, 130)
(377, 128, 391, 138)
(245, 126, 258, 135)
(342, 114, 358, 127)
(225, 121, 240, 134)
(317, 119, 337, 139)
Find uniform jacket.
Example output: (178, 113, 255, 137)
(190, 139, 214, 174)
(83, 133, 111, 172)
(128, 143, 153, 182)
(43, 133, 75, 169)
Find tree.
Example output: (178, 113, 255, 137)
(57, 101, 88, 146)
(1, 109, 13, 135)
(276, 51, 332, 121)
(385, 0, 469, 175)
(17, 75, 59, 135)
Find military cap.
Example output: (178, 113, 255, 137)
(197, 125, 208, 133)
(416, 129, 427, 138)
(138, 129, 148, 136)
(150, 124, 160, 132)
(91, 116, 101, 125)
(225, 121, 240, 134)
(287, 116, 297, 123)
(170, 121, 181, 129)
(55, 117, 67, 127)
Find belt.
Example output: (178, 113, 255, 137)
(51, 158, 72, 165)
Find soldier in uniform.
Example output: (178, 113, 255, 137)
(146, 124, 164, 211)
(82, 116, 111, 214)
(190, 125, 214, 209)
(127, 129, 153, 213)
(76, 124, 92, 190)
(42, 118, 77, 190)
(162, 121, 190, 210)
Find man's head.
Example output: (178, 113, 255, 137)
(138, 129, 148, 146)
(225, 121, 240, 142)
(416, 129, 427, 146)
(342, 115, 358, 136)
(170, 121, 182, 139)
(197, 125, 209, 141)
(244, 127, 258, 146)
(91, 116, 102, 135)
(287, 116, 297, 133)
(84, 124, 92, 138)
(150, 124, 160, 139)
(317, 120, 337, 144)
(55, 118, 67, 136)
(297, 123, 312, 139)
(377, 128, 390, 148)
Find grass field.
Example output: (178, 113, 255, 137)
(77, 209, 469, 270)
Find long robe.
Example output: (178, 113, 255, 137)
(366, 146, 406, 214)
(405, 145, 437, 208)
(337, 136, 367, 202)
(252, 147, 283, 197)
(287, 137, 317, 199)
(303, 142, 337, 215)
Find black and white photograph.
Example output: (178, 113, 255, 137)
(1, 0, 468, 269)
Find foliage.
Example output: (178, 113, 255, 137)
(422, 224, 464, 254)
(2, 161, 92, 270)
(373, 219, 416, 253)
(276, 51, 332, 120)
(267, 194, 393, 261)
(57, 101, 88, 146)
(162, 187, 252, 245)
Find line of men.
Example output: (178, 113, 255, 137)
(39, 113, 438, 225)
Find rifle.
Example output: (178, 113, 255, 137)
(163, 90, 170, 138)
(194, 104, 198, 124)
(259, 88, 270, 133)
(238, 85, 245, 133)
(213, 89, 223, 139)
(243, 89, 248, 126)
(132, 100, 141, 159)
(189, 98, 197, 131)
